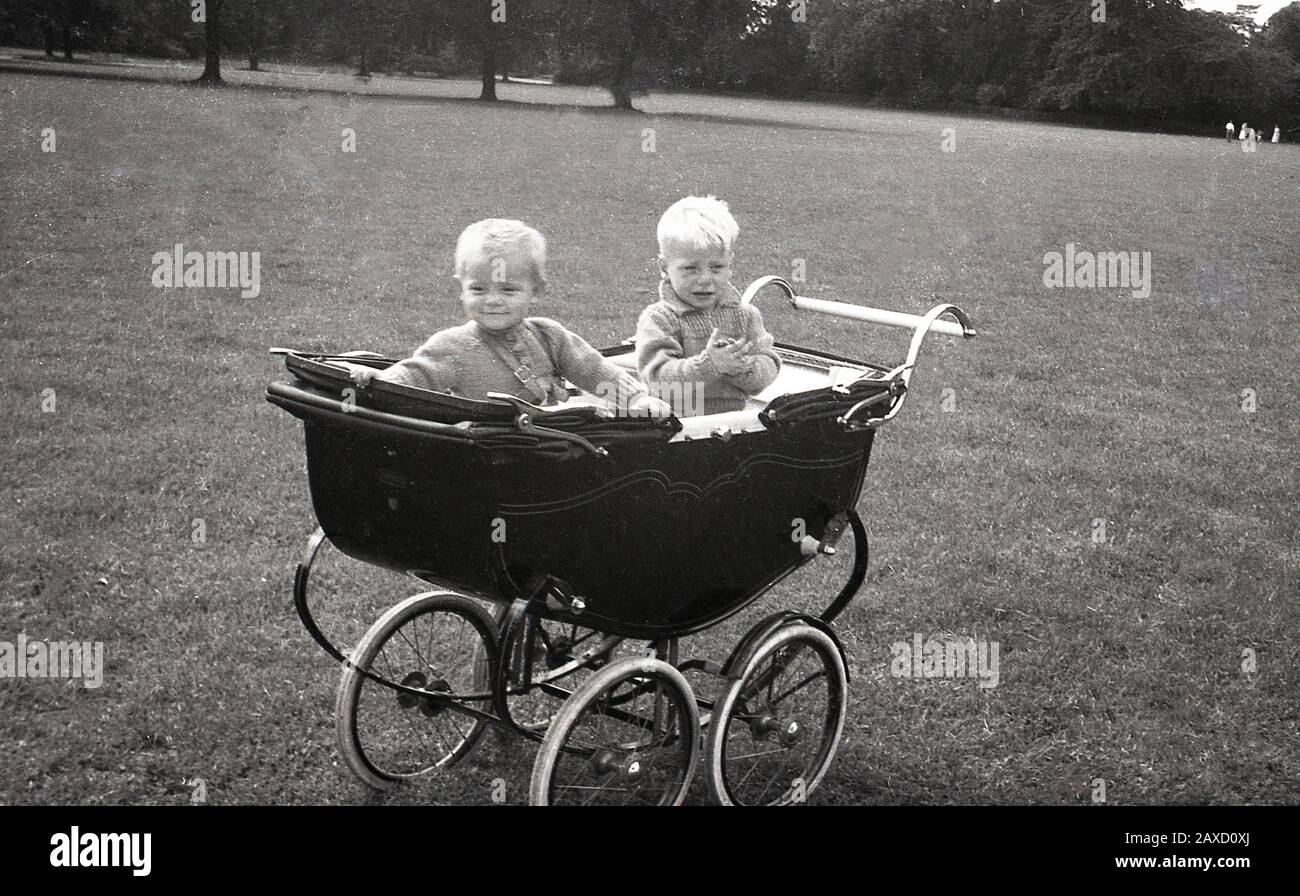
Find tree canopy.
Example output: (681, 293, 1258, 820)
(1, 0, 1294, 128)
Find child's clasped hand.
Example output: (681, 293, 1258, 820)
(704, 327, 757, 376)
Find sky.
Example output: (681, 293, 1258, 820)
(1184, 0, 1293, 23)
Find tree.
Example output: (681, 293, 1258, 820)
(1226, 4, 1263, 37)
(348, 0, 394, 76)
(247, 0, 261, 70)
(1031, 0, 1246, 120)
(34, 0, 118, 61)
(421, 0, 505, 99)
(477, 1, 497, 99)
(1259, 2, 1300, 63)
(684, 0, 791, 92)
(197, 0, 223, 82)
(548, 0, 697, 108)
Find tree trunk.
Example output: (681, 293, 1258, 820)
(610, 46, 635, 109)
(62, 23, 73, 61)
(608, 3, 644, 110)
(357, 49, 371, 77)
(478, 1, 498, 100)
(611, 81, 634, 109)
(248, 0, 261, 71)
(480, 39, 497, 100)
(198, 0, 223, 82)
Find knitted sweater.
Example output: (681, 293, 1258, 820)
(376, 318, 646, 407)
(635, 284, 780, 415)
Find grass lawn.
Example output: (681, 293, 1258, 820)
(0, 71, 1296, 805)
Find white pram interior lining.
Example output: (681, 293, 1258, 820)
(593, 349, 880, 440)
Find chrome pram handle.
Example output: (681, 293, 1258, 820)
(740, 276, 977, 339)
(741, 276, 976, 431)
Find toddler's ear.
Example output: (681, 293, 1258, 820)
(657, 255, 669, 279)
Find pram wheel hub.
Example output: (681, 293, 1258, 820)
(396, 671, 451, 717)
(751, 714, 802, 747)
(592, 749, 645, 783)
(269, 279, 975, 805)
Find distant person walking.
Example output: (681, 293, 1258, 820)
(1272, 126, 1281, 144)
(1226, 121, 1235, 141)
(1239, 123, 1248, 140)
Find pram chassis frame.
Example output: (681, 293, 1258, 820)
(291, 506, 868, 742)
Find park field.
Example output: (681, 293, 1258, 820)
(0, 70, 1296, 805)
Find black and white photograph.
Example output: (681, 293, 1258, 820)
(0, 0, 1294, 852)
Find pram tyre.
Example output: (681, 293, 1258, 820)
(529, 656, 700, 806)
(705, 623, 847, 806)
(336, 591, 497, 790)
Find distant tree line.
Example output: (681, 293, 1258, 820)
(2, 0, 1296, 129)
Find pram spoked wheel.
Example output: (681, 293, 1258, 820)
(336, 592, 498, 791)
(529, 657, 700, 806)
(705, 623, 847, 806)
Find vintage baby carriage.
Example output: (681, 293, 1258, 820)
(266, 276, 975, 805)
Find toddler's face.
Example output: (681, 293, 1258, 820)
(458, 248, 539, 332)
(660, 238, 733, 310)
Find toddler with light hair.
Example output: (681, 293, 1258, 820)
(359, 218, 669, 417)
(635, 196, 780, 415)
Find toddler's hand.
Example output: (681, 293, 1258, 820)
(349, 366, 377, 387)
(704, 328, 755, 376)
(627, 392, 672, 419)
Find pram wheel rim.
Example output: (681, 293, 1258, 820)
(706, 622, 848, 806)
(336, 592, 498, 790)
(529, 656, 700, 806)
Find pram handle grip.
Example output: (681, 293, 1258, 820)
(844, 301, 975, 429)
(739, 276, 977, 339)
